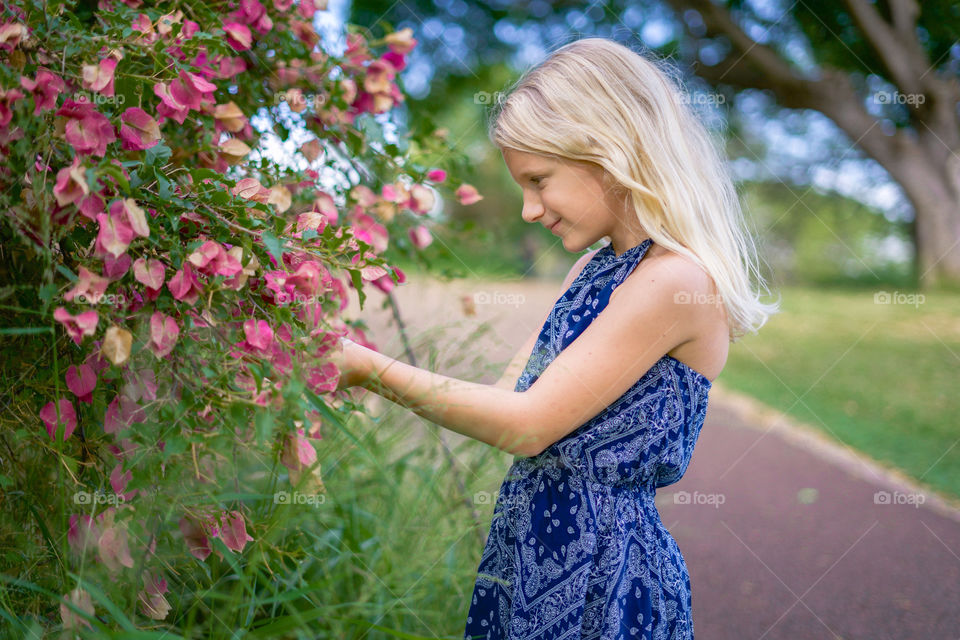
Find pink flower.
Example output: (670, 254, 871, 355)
(68, 514, 100, 557)
(65, 364, 97, 403)
(0, 87, 23, 130)
(0, 22, 28, 53)
(306, 362, 339, 395)
(243, 318, 273, 351)
(95, 210, 135, 258)
(133, 257, 165, 291)
(178, 514, 214, 560)
(153, 82, 190, 124)
(351, 213, 388, 253)
(104, 394, 146, 434)
(78, 191, 104, 221)
(39, 398, 77, 441)
(280, 428, 317, 473)
(286, 260, 325, 297)
(384, 27, 417, 55)
(370, 266, 406, 295)
(20, 69, 65, 114)
(97, 510, 135, 573)
(223, 22, 252, 50)
(138, 571, 171, 620)
(53, 307, 99, 344)
(148, 311, 179, 358)
(52, 156, 89, 207)
(187, 240, 242, 277)
(408, 225, 433, 249)
(407, 184, 435, 214)
(382, 51, 406, 73)
(167, 263, 202, 305)
(81, 57, 118, 97)
(103, 251, 132, 280)
(455, 183, 483, 205)
(57, 99, 116, 157)
(63, 265, 109, 304)
(60, 587, 95, 630)
(217, 510, 253, 553)
(110, 462, 137, 500)
(122, 367, 158, 402)
(119, 107, 161, 150)
(170, 70, 216, 112)
(426, 168, 446, 183)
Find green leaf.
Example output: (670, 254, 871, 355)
(260, 229, 285, 264)
(144, 143, 172, 166)
(350, 268, 366, 310)
(37, 282, 58, 307)
(157, 174, 174, 199)
(255, 409, 274, 445)
(97, 164, 130, 194)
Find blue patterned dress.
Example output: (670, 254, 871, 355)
(463, 238, 712, 640)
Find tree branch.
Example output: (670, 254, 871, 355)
(841, 0, 928, 96)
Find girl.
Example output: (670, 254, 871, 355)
(333, 37, 779, 639)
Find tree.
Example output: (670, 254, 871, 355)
(662, 0, 960, 288)
(351, 0, 960, 289)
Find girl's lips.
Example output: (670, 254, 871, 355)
(548, 220, 560, 233)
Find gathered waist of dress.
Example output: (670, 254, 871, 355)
(509, 452, 660, 495)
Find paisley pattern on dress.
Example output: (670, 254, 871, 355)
(463, 238, 712, 640)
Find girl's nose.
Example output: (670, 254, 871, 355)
(521, 197, 543, 223)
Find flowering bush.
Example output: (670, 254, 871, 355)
(0, 0, 481, 634)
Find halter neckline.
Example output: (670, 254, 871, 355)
(595, 237, 653, 262)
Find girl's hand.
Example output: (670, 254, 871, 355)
(329, 337, 369, 391)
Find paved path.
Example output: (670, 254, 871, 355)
(346, 274, 960, 640)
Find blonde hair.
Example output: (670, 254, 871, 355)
(488, 37, 780, 341)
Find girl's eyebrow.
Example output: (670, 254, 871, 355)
(517, 169, 547, 179)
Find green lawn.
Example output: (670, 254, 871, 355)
(720, 284, 960, 501)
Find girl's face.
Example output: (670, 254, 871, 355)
(501, 147, 643, 255)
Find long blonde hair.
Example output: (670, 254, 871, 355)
(488, 37, 780, 341)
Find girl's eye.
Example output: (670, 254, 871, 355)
(530, 177, 544, 186)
